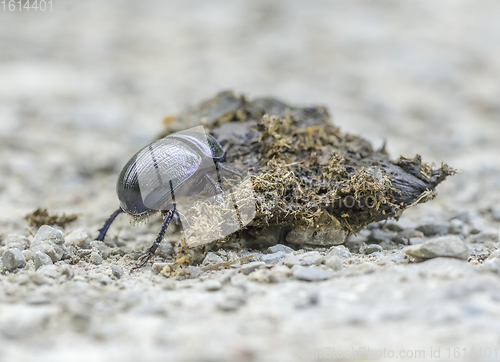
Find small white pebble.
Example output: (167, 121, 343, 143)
(204, 280, 222, 291)
(89, 252, 103, 265)
(111, 265, 123, 279)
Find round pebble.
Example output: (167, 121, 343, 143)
(89, 252, 103, 265)
(1, 248, 26, 271)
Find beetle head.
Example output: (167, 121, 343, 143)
(116, 156, 151, 216)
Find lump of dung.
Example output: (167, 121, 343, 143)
(160, 91, 455, 247)
(25, 208, 78, 228)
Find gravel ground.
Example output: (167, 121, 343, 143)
(1, 1, 500, 361)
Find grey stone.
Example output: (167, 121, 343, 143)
(204, 280, 222, 291)
(300, 251, 323, 266)
(90, 240, 111, 259)
(157, 242, 174, 258)
(367, 222, 380, 230)
(30, 225, 68, 262)
(282, 251, 323, 267)
(4, 234, 30, 250)
(184, 266, 202, 278)
(326, 245, 352, 260)
(38, 265, 60, 279)
(34, 251, 53, 270)
(416, 222, 450, 236)
(240, 261, 265, 275)
(65, 245, 76, 257)
(286, 225, 346, 246)
(365, 244, 383, 254)
(368, 229, 396, 243)
(89, 252, 103, 265)
(482, 258, 500, 273)
(202, 252, 224, 265)
(404, 235, 469, 261)
(282, 254, 301, 267)
(80, 239, 91, 249)
(267, 244, 294, 254)
(413, 257, 475, 279)
(1, 248, 26, 271)
(111, 265, 123, 279)
(65, 229, 89, 247)
(380, 251, 407, 264)
(324, 255, 342, 271)
(469, 218, 487, 234)
(293, 266, 332, 281)
(468, 231, 499, 243)
(261, 251, 286, 264)
(393, 229, 424, 245)
(409, 237, 425, 245)
(382, 221, 404, 232)
(449, 218, 468, 235)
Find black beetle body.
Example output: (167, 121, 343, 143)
(96, 129, 229, 271)
(117, 130, 225, 216)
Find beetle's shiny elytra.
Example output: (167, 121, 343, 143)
(96, 127, 230, 271)
(117, 129, 226, 216)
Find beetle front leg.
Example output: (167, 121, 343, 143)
(131, 208, 176, 272)
(96, 208, 123, 241)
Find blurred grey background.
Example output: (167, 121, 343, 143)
(0, 0, 499, 224)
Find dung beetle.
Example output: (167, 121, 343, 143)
(96, 127, 238, 271)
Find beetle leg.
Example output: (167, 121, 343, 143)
(131, 181, 177, 272)
(130, 208, 176, 272)
(96, 208, 123, 241)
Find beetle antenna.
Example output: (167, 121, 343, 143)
(96, 208, 123, 241)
